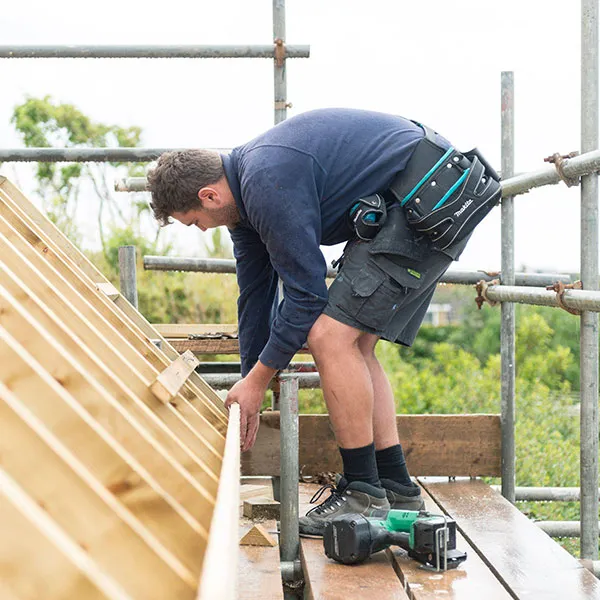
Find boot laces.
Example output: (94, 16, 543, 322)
(306, 483, 346, 516)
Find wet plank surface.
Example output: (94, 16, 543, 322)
(299, 483, 409, 600)
(238, 480, 283, 600)
(420, 477, 600, 600)
(387, 483, 512, 600)
(238, 519, 283, 600)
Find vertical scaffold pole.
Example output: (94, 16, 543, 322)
(501, 71, 516, 503)
(118, 245, 138, 310)
(580, 0, 599, 560)
(273, 0, 287, 124)
(280, 375, 300, 564)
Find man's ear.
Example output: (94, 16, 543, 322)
(198, 186, 220, 207)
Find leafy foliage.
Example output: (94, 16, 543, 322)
(11, 95, 148, 252)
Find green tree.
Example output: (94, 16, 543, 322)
(11, 95, 149, 253)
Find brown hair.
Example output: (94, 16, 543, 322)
(147, 149, 225, 226)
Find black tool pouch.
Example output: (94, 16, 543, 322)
(348, 193, 387, 240)
(389, 129, 502, 252)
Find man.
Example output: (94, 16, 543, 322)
(147, 108, 500, 536)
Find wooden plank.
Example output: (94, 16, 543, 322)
(154, 323, 238, 338)
(198, 404, 241, 600)
(238, 519, 283, 600)
(420, 477, 600, 599)
(0, 329, 207, 579)
(386, 482, 512, 599)
(0, 183, 228, 426)
(172, 338, 241, 354)
(0, 218, 226, 460)
(0, 281, 218, 526)
(242, 413, 501, 477)
(0, 381, 196, 598)
(171, 338, 313, 355)
(151, 350, 201, 403)
(299, 483, 408, 600)
(0, 266, 220, 499)
(0, 469, 131, 600)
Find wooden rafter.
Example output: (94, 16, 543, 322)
(0, 177, 239, 598)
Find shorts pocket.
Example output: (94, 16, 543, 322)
(350, 263, 407, 331)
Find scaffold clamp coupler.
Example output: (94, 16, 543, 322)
(543, 151, 580, 188)
(545, 280, 583, 315)
(475, 279, 499, 309)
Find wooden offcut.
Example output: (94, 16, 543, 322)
(95, 281, 120, 301)
(239, 524, 277, 547)
(243, 497, 281, 520)
(150, 350, 201, 404)
(242, 413, 502, 477)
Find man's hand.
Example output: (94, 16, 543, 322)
(224, 362, 276, 452)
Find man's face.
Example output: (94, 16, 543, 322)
(172, 203, 238, 231)
(171, 183, 240, 231)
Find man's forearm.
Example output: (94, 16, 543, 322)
(246, 360, 277, 389)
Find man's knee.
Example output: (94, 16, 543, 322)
(357, 333, 379, 361)
(307, 314, 362, 358)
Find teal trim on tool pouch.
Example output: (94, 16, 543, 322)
(433, 168, 470, 210)
(401, 147, 455, 207)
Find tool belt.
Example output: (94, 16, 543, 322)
(388, 123, 502, 251)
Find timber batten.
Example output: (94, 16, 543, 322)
(0, 178, 237, 599)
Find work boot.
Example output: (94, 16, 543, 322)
(299, 476, 390, 537)
(380, 478, 425, 511)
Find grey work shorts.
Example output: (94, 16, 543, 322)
(323, 207, 454, 347)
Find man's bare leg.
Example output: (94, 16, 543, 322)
(357, 334, 420, 494)
(307, 313, 375, 449)
(357, 334, 400, 450)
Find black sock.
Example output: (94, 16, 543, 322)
(376, 444, 413, 486)
(339, 442, 381, 487)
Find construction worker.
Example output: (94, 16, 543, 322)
(147, 108, 500, 536)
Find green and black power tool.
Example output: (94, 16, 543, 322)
(323, 509, 467, 570)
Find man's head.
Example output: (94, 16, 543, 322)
(147, 149, 240, 231)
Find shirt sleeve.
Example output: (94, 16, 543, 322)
(240, 146, 329, 371)
(229, 224, 278, 377)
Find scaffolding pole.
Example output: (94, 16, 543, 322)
(143, 255, 572, 286)
(483, 284, 600, 312)
(0, 44, 310, 59)
(273, 0, 288, 124)
(580, 0, 599, 560)
(500, 71, 516, 504)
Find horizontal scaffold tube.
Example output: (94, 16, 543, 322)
(0, 148, 228, 163)
(203, 373, 321, 390)
(109, 147, 600, 195)
(492, 486, 597, 502)
(500, 148, 600, 197)
(143, 255, 572, 286)
(536, 521, 600, 538)
(0, 44, 310, 59)
(485, 284, 600, 312)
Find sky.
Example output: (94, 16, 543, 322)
(0, 0, 592, 273)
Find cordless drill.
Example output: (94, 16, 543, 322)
(323, 509, 467, 570)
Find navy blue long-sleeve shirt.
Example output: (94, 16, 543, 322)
(223, 108, 426, 376)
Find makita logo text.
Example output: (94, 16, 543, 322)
(454, 199, 473, 217)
